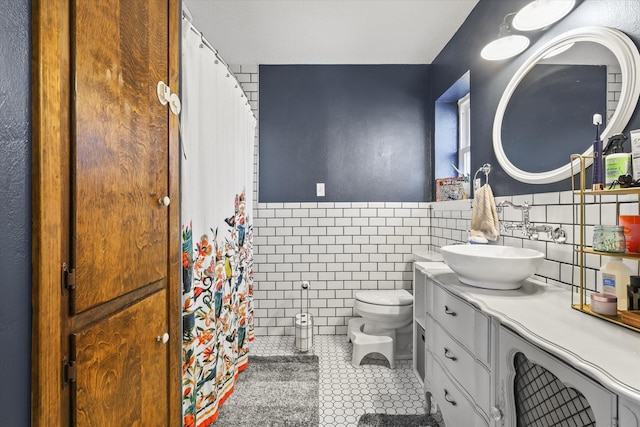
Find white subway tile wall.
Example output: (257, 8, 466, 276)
(252, 201, 432, 336)
(234, 64, 639, 337)
(231, 64, 260, 204)
(608, 69, 623, 121)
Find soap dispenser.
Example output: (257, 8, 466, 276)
(604, 133, 631, 187)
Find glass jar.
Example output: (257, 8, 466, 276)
(593, 225, 626, 253)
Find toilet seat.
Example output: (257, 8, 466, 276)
(355, 289, 413, 306)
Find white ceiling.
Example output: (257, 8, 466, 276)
(184, 0, 480, 65)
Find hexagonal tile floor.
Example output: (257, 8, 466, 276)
(251, 335, 439, 427)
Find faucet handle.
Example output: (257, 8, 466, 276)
(552, 227, 567, 244)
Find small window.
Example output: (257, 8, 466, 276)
(457, 92, 471, 178)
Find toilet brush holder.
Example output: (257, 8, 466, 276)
(295, 281, 313, 352)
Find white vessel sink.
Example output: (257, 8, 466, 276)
(440, 244, 544, 290)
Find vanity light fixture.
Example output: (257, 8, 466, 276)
(480, 14, 530, 61)
(481, 0, 576, 61)
(512, 0, 576, 32)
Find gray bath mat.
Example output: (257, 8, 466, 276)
(358, 413, 440, 427)
(215, 355, 319, 426)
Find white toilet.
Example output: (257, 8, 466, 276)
(349, 289, 414, 366)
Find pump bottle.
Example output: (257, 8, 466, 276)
(604, 133, 631, 187)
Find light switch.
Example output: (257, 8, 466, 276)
(316, 183, 325, 197)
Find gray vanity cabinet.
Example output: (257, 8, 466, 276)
(413, 263, 640, 427)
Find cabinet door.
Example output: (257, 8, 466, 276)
(73, 0, 170, 314)
(496, 326, 616, 426)
(74, 290, 168, 426)
(619, 396, 640, 427)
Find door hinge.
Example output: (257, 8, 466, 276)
(62, 356, 76, 388)
(63, 334, 77, 389)
(62, 262, 76, 295)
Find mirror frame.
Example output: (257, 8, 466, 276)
(493, 26, 640, 184)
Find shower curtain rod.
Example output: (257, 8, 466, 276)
(182, 13, 255, 117)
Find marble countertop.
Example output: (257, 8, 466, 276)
(411, 247, 443, 262)
(414, 261, 640, 403)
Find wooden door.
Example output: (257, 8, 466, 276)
(32, 1, 181, 426)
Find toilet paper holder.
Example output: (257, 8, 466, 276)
(295, 280, 313, 352)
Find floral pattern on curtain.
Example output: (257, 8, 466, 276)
(181, 192, 254, 427)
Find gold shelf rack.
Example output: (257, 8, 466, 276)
(570, 154, 640, 333)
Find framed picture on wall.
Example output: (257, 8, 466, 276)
(436, 177, 466, 201)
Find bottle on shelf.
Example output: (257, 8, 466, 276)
(600, 258, 632, 311)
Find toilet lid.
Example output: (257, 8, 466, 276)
(354, 290, 413, 306)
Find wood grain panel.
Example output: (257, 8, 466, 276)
(73, 0, 169, 313)
(74, 289, 168, 426)
(31, 1, 71, 425)
(167, 0, 182, 424)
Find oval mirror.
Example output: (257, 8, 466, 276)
(493, 26, 640, 184)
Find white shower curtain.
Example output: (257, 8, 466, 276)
(181, 19, 257, 427)
(181, 25, 255, 229)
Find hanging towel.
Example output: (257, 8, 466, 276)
(470, 184, 500, 241)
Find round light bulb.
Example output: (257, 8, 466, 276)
(481, 35, 530, 61)
(512, 0, 576, 32)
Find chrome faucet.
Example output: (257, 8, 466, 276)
(498, 200, 525, 209)
(497, 200, 531, 236)
(497, 200, 566, 243)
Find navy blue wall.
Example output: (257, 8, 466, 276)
(0, 0, 31, 424)
(259, 65, 430, 202)
(431, 0, 640, 196)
